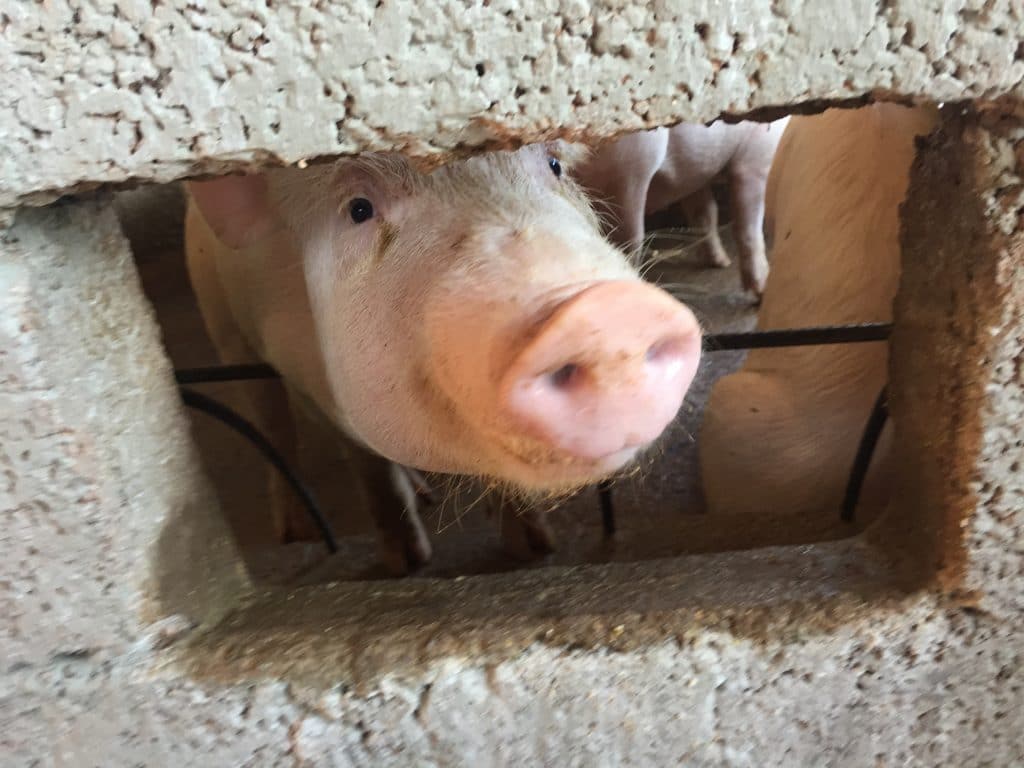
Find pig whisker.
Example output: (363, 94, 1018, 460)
(636, 230, 666, 259)
(587, 196, 620, 231)
(491, 478, 582, 512)
(457, 483, 495, 522)
(432, 501, 463, 535)
(487, 480, 524, 532)
(639, 226, 723, 271)
(641, 241, 705, 269)
(539, 496, 563, 518)
(432, 476, 503, 534)
(431, 474, 465, 534)
(449, 477, 478, 531)
(674, 401, 701, 437)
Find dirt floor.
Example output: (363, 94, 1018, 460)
(117, 182, 864, 586)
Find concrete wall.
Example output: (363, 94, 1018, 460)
(0, 200, 248, 670)
(2, 2, 1024, 765)
(2, 0, 1022, 206)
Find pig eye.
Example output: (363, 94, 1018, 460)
(349, 198, 375, 224)
(547, 157, 562, 178)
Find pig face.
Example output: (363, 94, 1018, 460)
(189, 142, 702, 494)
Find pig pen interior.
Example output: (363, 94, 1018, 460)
(119, 154, 881, 585)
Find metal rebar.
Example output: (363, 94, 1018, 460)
(840, 386, 890, 523)
(174, 320, 897, 541)
(174, 323, 895, 387)
(705, 322, 891, 351)
(175, 363, 280, 385)
(179, 387, 338, 553)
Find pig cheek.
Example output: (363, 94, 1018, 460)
(299, 228, 394, 421)
(327, 279, 471, 470)
(292, 219, 464, 469)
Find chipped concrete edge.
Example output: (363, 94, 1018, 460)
(2, 0, 1023, 206)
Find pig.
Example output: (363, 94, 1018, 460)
(185, 142, 704, 573)
(698, 103, 938, 520)
(574, 119, 789, 297)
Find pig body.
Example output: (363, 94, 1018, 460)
(574, 119, 789, 296)
(186, 207, 433, 571)
(185, 143, 703, 571)
(699, 103, 938, 520)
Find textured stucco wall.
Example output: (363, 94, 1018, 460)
(2, 104, 1023, 766)
(3, 2, 1024, 764)
(2, 0, 1023, 206)
(0, 199, 247, 671)
(3, 585, 1019, 766)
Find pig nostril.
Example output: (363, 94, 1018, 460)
(547, 362, 581, 389)
(646, 337, 687, 364)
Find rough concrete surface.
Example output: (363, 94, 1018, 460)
(886, 103, 1024, 605)
(2, 0, 1023, 206)
(0, 198, 248, 669)
(3, 105, 1024, 765)
(3, 2, 1024, 760)
(2, 557, 1020, 766)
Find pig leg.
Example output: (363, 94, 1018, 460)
(499, 503, 556, 560)
(679, 186, 731, 268)
(579, 129, 669, 255)
(728, 164, 772, 298)
(601, 179, 655, 255)
(262, 384, 327, 543)
(185, 229, 315, 542)
(342, 443, 432, 575)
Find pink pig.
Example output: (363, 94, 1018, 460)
(185, 143, 703, 573)
(699, 104, 938, 520)
(575, 119, 789, 297)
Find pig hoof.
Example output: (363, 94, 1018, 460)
(500, 509, 557, 561)
(701, 236, 732, 269)
(377, 528, 432, 576)
(741, 270, 768, 299)
(376, 509, 432, 576)
(740, 253, 770, 298)
(272, 489, 326, 545)
(707, 249, 732, 269)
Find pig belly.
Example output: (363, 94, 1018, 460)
(643, 122, 744, 216)
(699, 103, 939, 520)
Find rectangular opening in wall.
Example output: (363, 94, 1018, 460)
(118, 101, 952, 598)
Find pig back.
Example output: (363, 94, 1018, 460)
(643, 122, 750, 213)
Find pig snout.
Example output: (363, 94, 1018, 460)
(428, 280, 700, 479)
(499, 280, 701, 465)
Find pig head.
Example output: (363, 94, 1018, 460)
(186, 143, 703, 496)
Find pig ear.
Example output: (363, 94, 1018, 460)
(186, 174, 278, 250)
